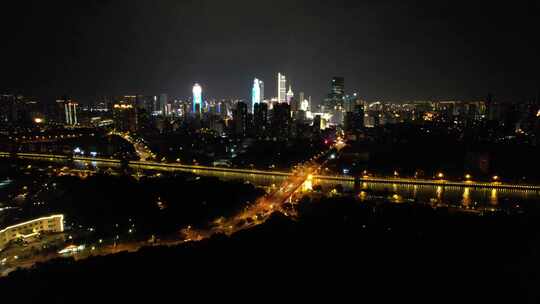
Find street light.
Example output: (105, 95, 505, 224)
(492, 175, 499, 182)
(437, 172, 444, 179)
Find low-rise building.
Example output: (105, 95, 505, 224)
(0, 214, 64, 250)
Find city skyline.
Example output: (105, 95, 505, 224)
(1, 2, 540, 299)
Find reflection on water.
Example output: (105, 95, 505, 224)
(490, 189, 498, 206)
(359, 191, 367, 201)
(436, 186, 443, 202)
(314, 178, 540, 208)
(462, 187, 471, 207)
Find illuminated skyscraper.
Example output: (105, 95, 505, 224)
(260, 80, 264, 102)
(252, 78, 262, 113)
(65, 102, 78, 126)
(300, 92, 309, 111)
(331, 77, 345, 101)
(286, 85, 294, 104)
(277, 73, 286, 103)
(192, 83, 202, 114)
(324, 76, 345, 111)
(113, 103, 138, 132)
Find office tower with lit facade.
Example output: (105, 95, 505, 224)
(65, 101, 78, 126)
(252, 78, 262, 113)
(193, 83, 202, 114)
(277, 73, 286, 103)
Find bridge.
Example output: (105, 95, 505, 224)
(182, 156, 324, 240)
(108, 130, 155, 161)
(1, 151, 540, 191)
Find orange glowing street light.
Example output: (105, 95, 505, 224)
(492, 175, 499, 182)
(465, 174, 472, 180)
(437, 172, 444, 179)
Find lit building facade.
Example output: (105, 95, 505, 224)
(65, 102, 78, 126)
(113, 103, 138, 132)
(252, 78, 262, 113)
(259, 80, 265, 103)
(286, 85, 294, 104)
(0, 214, 64, 250)
(193, 83, 202, 114)
(277, 73, 286, 103)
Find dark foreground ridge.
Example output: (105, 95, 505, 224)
(2, 196, 540, 303)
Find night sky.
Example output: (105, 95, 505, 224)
(1, 0, 538, 103)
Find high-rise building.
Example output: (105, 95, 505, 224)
(113, 103, 138, 132)
(324, 77, 345, 110)
(1, 94, 17, 125)
(299, 92, 305, 107)
(233, 101, 248, 136)
(152, 96, 158, 113)
(252, 78, 262, 113)
(286, 85, 294, 104)
(123, 95, 137, 105)
(300, 94, 310, 112)
(193, 83, 202, 114)
(0, 95, 39, 126)
(277, 73, 286, 103)
(55, 97, 67, 124)
(254, 102, 268, 136)
(135, 95, 147, 110)
(344, 104, 365, 133)
(331, 77, 345, 101)
(271, 102, 291, 139)
(344, 93, 359, 112)
(159, 94, 168, 115)
(65, 102, 78, 126)
(260, 81, 265, 102)
(312, 115, 321, 134)
(0, 94, 33, 126)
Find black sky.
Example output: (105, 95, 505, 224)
(1, 0, 539, 103)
